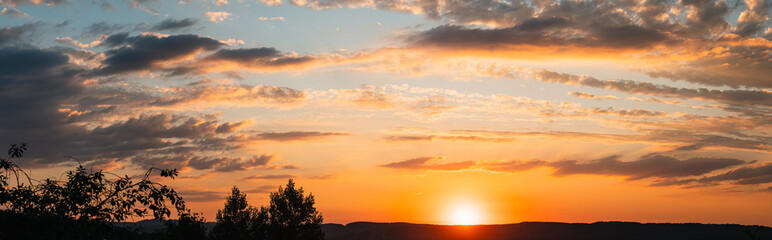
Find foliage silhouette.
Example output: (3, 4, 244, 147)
(0, 143, 195, 239)
(214, 179, 324, 240)
(212, 186, 261, 239)
(265, 179, 324, 240)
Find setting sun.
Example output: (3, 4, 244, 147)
(449, 205, 482, 225)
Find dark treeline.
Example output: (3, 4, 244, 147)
(0, 143, 324, 240)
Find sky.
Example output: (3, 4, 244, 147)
(1, 0, 771, 226)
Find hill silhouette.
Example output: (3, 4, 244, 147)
(321, 221, 772, 240)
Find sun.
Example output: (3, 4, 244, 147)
(449, 205, 481, 225)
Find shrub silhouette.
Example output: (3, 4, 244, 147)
(164, 211, 208, 240)
(214, 179, 324, 240)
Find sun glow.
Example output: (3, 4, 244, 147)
(449, 205, 481, 225)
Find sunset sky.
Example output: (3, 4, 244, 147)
(1, 0, 771, 226)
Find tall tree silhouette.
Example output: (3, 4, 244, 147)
(213, 186, 259, 239)
(265, 179, 324, 240)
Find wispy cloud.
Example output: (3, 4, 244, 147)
(381, 156, 474, 171)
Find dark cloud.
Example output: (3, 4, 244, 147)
(733, 0, 770, 37)
(646, 45, 772, 88)
(164, 47, 318, 75)
(535, 70, 772, 106)
(680, 0, 732, 38)
(91, 114, 228, 139)
(482, 154, 751, 186)
(206, 47, 282, 61)
(409, 2, 676, 50)
(0, 22, 41, 46)
(381, 156, 474, 170)
(550, 155, 746, 180)
(188, 154, 270, 172)
(82, 22, 130, 37)
(253, 131, 348, 142)
(0, 48, 278, 170)
(151, 18, 199, 31)
(242, 174, 298, 180)
(94, 33, 223, 76)
(654, 163, 772, 186)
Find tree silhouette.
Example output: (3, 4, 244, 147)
(214, 179, 324, 240)
(265, 179, 324, 240)
(213, 186, 261, 239)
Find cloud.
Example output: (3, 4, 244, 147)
(252, 131, 349, 142)
(0, 0, 67, 7)
(697, 163, 772, 185)
(93, 33, 223, 75)
(384, 128, 771, 153)
(177, 188, 224, 202)
(569, 92, 618, 100)
(259, 0, 281, 6)
(651, 163, 772, 187)
(0, 22, 40, 46)
(483, 155, 751, 185)
(645, 44, 772, 88)
(258, 16, 285, 22)
(214, 0, 228, 6)
(329, 85, 458, 116)
(410, 20, 672, 51)
(0, 7, 29, 18)
(203, 11, 232, 23)
(548, 155, 746, 181)
(288, 0, 534, 26)
(152, 18, 198, 31)
(0, 48, 289, 171)
(82, 22, 129, 36)
(129, 0, 164, 16)
(163, 47, 320, 75)
(734, 0, 770, 37)
(627, 97, 682, 105)
(242, 174, 298, 180)
(188, 154, 276, 172)
(242, 185, 279, 193)
(534, 70, 772, 107)
(483, 160, 547, 172)
(137, 82, 307, 108)
(381, 156, 474, 171)
(202, 47, 314, 71)
(311, 0, 767, 89)
(55, 36, 104, 48)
